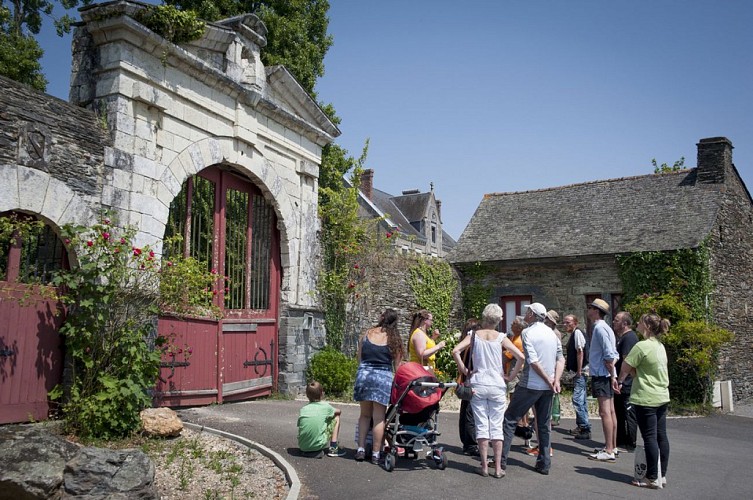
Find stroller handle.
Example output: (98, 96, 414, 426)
(409, 381, 458, 389)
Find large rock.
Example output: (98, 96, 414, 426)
(0, 424, 159, 499)
(140, 408, 183, 437)
(0, 424, 80, 499)
(62, 447, 157, 499)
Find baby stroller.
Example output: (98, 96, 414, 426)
(382, 362, 456, 472)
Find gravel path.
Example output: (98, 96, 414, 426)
(149, 427, 288, 499)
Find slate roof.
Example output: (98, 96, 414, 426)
(359, 187, 456, 251)
(449, 168, 721, 264)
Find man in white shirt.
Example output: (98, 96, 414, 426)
(500, 303, 565, 476)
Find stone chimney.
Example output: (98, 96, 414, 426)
(436, 200, 442, 222)
(696, 137, 733, 184)
(360, 169, 374, 200)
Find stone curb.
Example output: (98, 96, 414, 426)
(183, 422, 300, 500)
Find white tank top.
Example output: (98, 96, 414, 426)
(470, 333, 506, 387)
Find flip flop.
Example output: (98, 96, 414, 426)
(492, 471, 506, 479)
(475, 467, 489, 477)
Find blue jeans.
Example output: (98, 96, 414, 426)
(635, 403, 670, 481)
(572, 374, 591, 431)
(502, 386, 553, 471)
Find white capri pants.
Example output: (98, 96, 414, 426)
(471, 383, 507, 441)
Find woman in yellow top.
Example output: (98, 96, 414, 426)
(408, 309, 446, 370)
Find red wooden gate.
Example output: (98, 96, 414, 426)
(0, 217, 66, 424)
(154, 166, 281, 406)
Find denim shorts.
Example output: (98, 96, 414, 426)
(591, 376, 614, 398)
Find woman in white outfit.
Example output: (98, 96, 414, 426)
(453, 303, 524, 478)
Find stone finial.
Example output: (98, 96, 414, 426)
(140, 407, 183, 437)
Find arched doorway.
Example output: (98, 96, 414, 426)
(155, 166, 281, 406)
(0, 213, 67, 423)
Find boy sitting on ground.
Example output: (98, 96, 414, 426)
(297, 381, 345, 457)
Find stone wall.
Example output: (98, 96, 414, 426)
(342, 254, 464, 358)
(708, 165, 753, 401)
(0, 74, 105, 227)
(457, 255, 623, 325)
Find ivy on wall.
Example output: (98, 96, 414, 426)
(408, 258, 458, 380)
(616, 241, 733, 406)
(459, 261, 493, 321)
(616, 241, 712, 320)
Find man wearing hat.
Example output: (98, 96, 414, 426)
(587, 298, 620, 463)
(545, 309, 563, 342)
(500, 302, 565, 476)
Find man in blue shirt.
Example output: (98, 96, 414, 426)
(587, 298, 619, 462)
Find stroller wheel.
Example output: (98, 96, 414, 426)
(436, 451, 448, 470)
(384, 453, 395, 472)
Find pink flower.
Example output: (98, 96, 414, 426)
(211, 268, 218, 275)
(133, 247, 142, 256)
(386, 232, 393, 238)
(114, 248, 120, 253)
(120, 238, 126, 244)
(86, 240, 93, 247)
(354, 264, 359, 269)
(102, 232, 110, 240)
(348, 282, 355, 289)
(64, 239, 71, 245)
(103, 218, 111, 225)
(167, 261, 173, 267)
(149, 250, 155, 258)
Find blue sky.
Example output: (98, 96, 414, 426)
(39, 0, 753, 239)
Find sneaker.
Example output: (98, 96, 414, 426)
(463, 445, 480, 456)
(568, 427, 582, 435)
(525, 447, 553, 457)
(534, 465, 550, 475)
(615, 446, 632, 454)
(355, 449, 365, 462)
(632, 478, 661, 489)
(574, 431, 592, 440)
(593, 447, 619, 457)
(662, 477, 667, 487)
(588, 450, 616, 462)
(327, 446, 346, 457)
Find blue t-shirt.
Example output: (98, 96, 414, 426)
(589, 319, 618, 377)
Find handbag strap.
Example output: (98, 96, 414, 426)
(460, 330, 476, 381)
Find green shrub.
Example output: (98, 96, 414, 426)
(663, 320, 733, 405)
(623, 293, 733, 405)
(307, 347, 358, 397)
(433, 331, 460, 381)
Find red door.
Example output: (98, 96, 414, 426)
(156, 167, 280, 405)
(0, 216, 66, 423)
(219, 170, 280, 401)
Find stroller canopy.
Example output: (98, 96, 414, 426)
(391, 362, 443, 414)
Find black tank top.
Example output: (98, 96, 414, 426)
(361, 336, 392, 368)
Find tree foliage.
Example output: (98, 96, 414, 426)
(652, 156, 685, 174)
(0, 0, 94, 90)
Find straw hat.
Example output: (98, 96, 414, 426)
(590, 298, 610, 314)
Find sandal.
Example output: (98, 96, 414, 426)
(492, 470, 506, 479)
(475, 467, 489, 477)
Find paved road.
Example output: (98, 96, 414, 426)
(179, 400, 753, 500)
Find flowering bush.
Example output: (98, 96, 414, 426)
(49, 217, 163, 439)
(159, 236, 221, 319)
